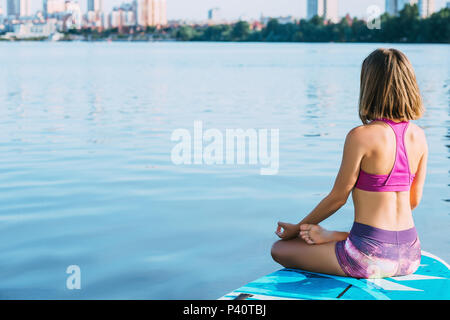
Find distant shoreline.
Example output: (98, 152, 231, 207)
(0, 38, 448, 44)
(1, 5, 449, 44)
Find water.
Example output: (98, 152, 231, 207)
(0, 42, 448, 299)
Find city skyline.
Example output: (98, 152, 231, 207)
(0, 0, 448, 20)
(307, 0, 339, 22)
(386, 0, 436, 17)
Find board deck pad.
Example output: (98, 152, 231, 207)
(220, 251, 450, 300)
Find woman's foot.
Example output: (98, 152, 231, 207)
(299, 224, 348, 245)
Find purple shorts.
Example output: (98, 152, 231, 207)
(335, 222, 421, 279)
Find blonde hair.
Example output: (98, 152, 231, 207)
(359, 48, 424, 124)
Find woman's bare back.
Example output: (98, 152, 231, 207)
(352, 121, 428, 230)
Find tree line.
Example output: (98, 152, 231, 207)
(174, 5, 449, 43)
(62, 4, 448, 43)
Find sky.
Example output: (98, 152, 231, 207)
(2, 0, 449, 21)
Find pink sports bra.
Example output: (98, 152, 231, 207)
(355, 118, 415, 192)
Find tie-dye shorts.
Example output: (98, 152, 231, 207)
(335, 222, 421, 279)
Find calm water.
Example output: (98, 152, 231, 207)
(0, 42, 448, 299)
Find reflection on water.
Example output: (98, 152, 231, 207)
(0, 42, 448, 299)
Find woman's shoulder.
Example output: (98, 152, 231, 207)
(345, 121, 427, 150)
(345, 123, 377, 142)
(408, 121, 426, 137)
(345, 122, 398, 149)
(343, 125, 375, 151)
(347, 120, 425, 136)
(407, 122, 428, 147)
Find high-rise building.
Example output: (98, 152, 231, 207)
(386, 0, 420, 15)
(386, 0, 395, 15)
(307, 0, 339, 23)
(139, 0, 167, 27)
(20, 0, 31, 17)
(324, 0, 338, 22)
(7, 0, 33, 17)
(132, 0, 138, 25)
(7, 0, 20, 17)
(160, 0, 167, 25)
(43, 0, 47, 17)
(108, 5, 136, 30)
(88, 0, 103, 13)
(418, 0, 435, 17)
(208, 8, 220, 21)
(87, 0, 103, 28)
(45, 0, 66, 15)
(307, 0, 324, 19)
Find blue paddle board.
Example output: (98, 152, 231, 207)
(220, 251, 450, 300)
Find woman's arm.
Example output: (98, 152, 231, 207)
(296, 127, 365, 226)
(276, 127, 367, 240)
(410, 134, 428, 210)
(276, 127, 366, 240)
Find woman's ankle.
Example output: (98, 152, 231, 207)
(331, 231, 349, 242)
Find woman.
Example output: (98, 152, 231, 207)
(271, 48, 427, 279)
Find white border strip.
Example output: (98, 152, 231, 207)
(421, 250, 450, 270)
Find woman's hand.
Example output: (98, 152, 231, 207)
(275, 222, 300, 240)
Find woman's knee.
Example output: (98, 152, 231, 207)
(271, 240, 286, 264)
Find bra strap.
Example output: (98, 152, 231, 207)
(382, 120, 409, 186)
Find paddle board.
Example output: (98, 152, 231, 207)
(220, 250, 450, 300)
